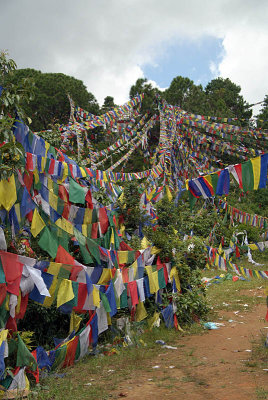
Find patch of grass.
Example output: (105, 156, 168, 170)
(202, 270, 266, 312)
(27, 324, 187, 400)
(181, 375, 195, 383)
(26, 274, 267, 400)
(256, 387, 268, 399)
(247, 331, 268, 370)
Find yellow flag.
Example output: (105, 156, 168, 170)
(151, 246, 161, 254)
(170, 267, 181, 292)
(110, 228, 115, 245)
(132, 260, 138, 277)
(148, 311, 160, 329)
(251, 156, 261, 190)
(33, 168, 39, 185)
(56, 218, 74, 235)
(98, 269, 112, 285)
(46, 262, 61, 275)
(165, 186, 172, 202)
(0, 174, 17, 211)
(141, 236, 150, 249)
(148, 271, 159, 294)
(84, 208, 92, 224)
(69, 311, 82, 333)
(49, 191, 58, 210)
(118, 251, 128, 264)
(92, 285, 100, 307)
(45, 141, 50, 157)
(80, 167, 87, 178)
(15, 291, 22, 315)
(145, 265, 153, 275)
(15, 203, 21, 223)
(103, 171, 108, 182)
(82, 224, 88, 237)
(43, 276, 58, 307)
(57, 279, 74, 308)
(107, 312, 112, 325)
(59, 162, 68, 183)
(136, 300, 147, 322)
(31, 209, 46, 237)
(0, 329, 8, 346)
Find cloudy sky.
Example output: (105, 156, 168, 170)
(1, 0, 267, 113)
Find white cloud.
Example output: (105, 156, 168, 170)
(0, 0, 267, 109)
(218, 28, 268, 112)
(147, 80, 167, 92)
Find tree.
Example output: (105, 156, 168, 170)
(6, 69, 100, 131)
(129, 78, 159, 114)
(101, 96, 116, 113)
(0, 51, 34, 179)
(256, 95, 268, 130)
(205, 77, 252, 122)
(164, 76, 200, 111)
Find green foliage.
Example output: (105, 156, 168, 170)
(93, 187, 111, 206)
(0, 51, 34, 179)
(101, 95, 117, 113)
(256, 95, 268, 130)
(129, 78, 159, 114)
(37, 122, 62, 148)
(205, 77, 252, 122)
(172, 288, 209, 325)
(176, 237, 207, 271)
(163, 76, 207, 115)
(17, 302, 70, 348)
(5, 68, 99, 131)
(116, 181, 149, 235)
(143, 195, 209, 324)
(227, 187, 268, 218)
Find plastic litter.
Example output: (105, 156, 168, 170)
(203, 322, 218, 330)
(162, 345, 177, 350)
(155, 340, 166, 345)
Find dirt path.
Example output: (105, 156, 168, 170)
(110, 303, 268, 400)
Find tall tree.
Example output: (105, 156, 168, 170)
(205, 77, 252, 122)
(101, 95, 117, 114)
(6, 69, 99, 131)
(256, 95, 268, 130)
(129, 78, 159, 114)
(163, 76, 207, 115)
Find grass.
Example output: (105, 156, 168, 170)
(256, 387, 268, 400)
(27, 325, 185, 400)
(234, 248, 268, 271)
(202, 269, 267, 313)
(246, 331, 268, 371)
(24, 269, 268, 399)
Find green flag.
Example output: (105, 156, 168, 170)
(242, 160, 254, 192)
(100, 291, 111, 313)
(16, 334, 37, 370)
(38, 227, 59, 258)
(69, 178, 85, 205)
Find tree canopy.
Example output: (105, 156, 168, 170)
(256, 95, 268, 130)
(6, 68, 100, 131)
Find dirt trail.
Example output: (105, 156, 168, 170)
(111, 303, 268, 400)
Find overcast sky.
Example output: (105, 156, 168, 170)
(1, 0, 267, 113)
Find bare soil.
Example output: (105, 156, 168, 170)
(111, 303, 268, 400)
